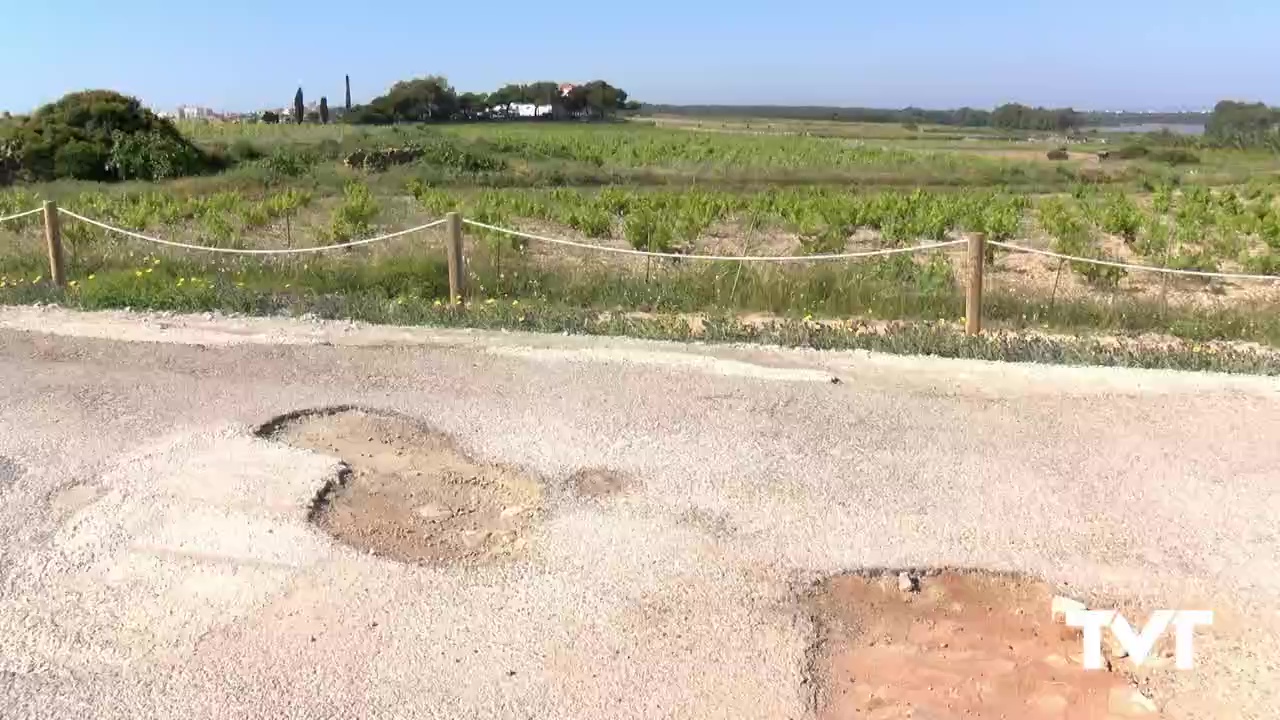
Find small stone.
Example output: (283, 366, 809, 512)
(1051, 595, 1087, 624)
(898, 572, 919, 593)
(500, 505, 526, 519)
(1109, 686, 1159, 717)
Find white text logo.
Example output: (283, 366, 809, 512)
(1065, 610, 1213, 670)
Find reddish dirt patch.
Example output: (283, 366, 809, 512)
(809, 572, 1161, 719)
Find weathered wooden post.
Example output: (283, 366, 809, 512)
(966, 233, 984, 336)
(43, 200, 65, 288)
(446, 212, 465, 304)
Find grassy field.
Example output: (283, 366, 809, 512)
(4, 117, 1280, 370)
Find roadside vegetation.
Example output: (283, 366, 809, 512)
(4, 86, 1280, 372)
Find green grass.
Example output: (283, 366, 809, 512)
(4, 118, 1280, 373)
(4, 269, 1279, 375)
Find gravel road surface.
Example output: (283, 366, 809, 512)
(0, 306, 1276, 720)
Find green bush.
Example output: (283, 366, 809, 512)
(1111, 144, 1150, 160)
(1148, 148, 1200, 165)
(228, 138, 264, 163)
(0, 90, 217, 181)
(260, 146, 317, 179)
(53, 140, 107, 179)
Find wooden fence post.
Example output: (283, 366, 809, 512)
(966, 233, 984, 336)
(446, 212, 465, 304)
(43, 200, 65, 288)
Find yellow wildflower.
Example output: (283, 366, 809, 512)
(153, 258, 161, 266)
(87, 274, 95, 280)
(135, 270, 143, 278)
(144, 268, 153, 274)
(511, 300, 519, 307)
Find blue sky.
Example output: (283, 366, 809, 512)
(2, 1, 1275, 114)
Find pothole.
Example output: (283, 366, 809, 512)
(807, 571, 1164, 719)
(261, 407, 542, 565)
(569, 468, 630, 499)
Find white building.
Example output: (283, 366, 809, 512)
(491, 103, 554, 118)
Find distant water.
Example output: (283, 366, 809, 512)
(1095, 123, 1204, 136)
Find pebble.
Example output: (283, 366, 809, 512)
(898, 572, 919, 593)
(1108, 686, 1159, 717)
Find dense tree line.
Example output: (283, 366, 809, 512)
(988, 103, 1080, 131)
(638, 104, 993, 126)
(640, 104, 1212, 130)
(342, 77, 637, 125)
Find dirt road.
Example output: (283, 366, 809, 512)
(0, 307, 1276, 719)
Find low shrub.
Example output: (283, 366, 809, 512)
(1148, 148, 1200, 165)
(1111, 144, 1150, 160)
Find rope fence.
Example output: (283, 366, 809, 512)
(463, 218, 967, 261)
(989, 240, 1280, 282)
(4, 200, 1280, 335)
(57, 208, 448, 255)
(0, 208, 43, 224)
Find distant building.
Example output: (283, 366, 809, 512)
(175, 105, 219, 121)
(558, 83, 576, 96)
(490, 103, 554, 118)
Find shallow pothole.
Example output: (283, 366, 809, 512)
(569, 467, 630, 499)
(262, 407, 542, 565)
(808, 570, 1164, 719)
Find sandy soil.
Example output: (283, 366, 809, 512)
(810, 572, 1166, 719)
(267, 408, 543, 565)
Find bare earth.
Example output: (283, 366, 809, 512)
(0, 306, 1278, 720)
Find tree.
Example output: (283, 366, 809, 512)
(1205, 100, 1279, 148)
(565, 80, 622, 120)
(351, 76, 458, 123)
(319, 97, 329, 124)
(293, 87, 304, 125)
(260, 110, 280, 124)
(344, 75, 352, 112)
(456, 92, 489, 120)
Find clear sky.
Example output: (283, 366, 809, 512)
(2, 0, 1275, 114)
